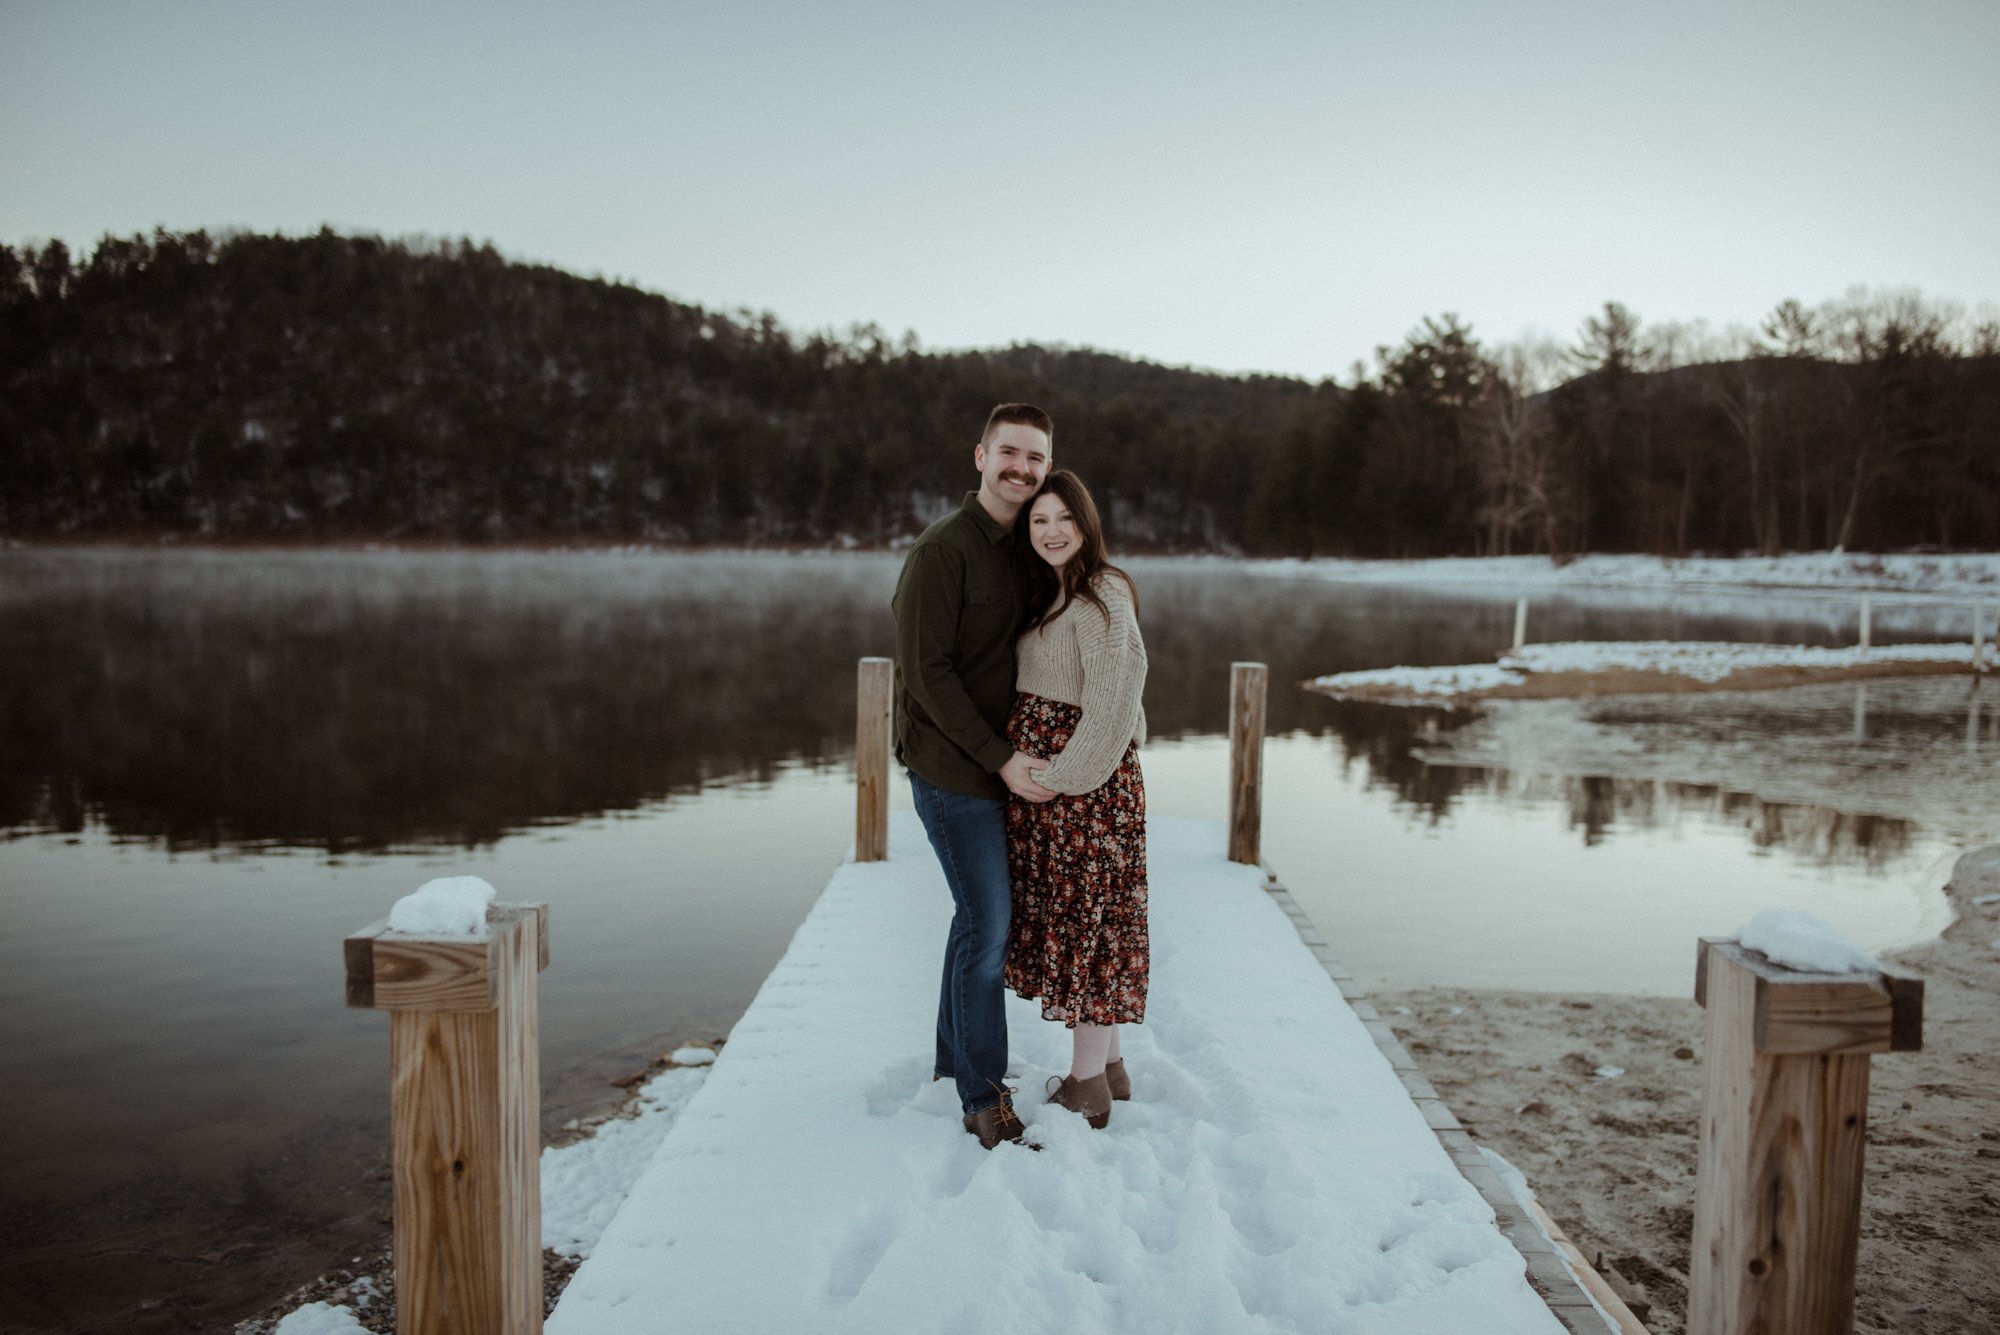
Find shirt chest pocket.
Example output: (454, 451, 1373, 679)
(959, 578, 1015, 641)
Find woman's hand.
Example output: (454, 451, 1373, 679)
(1000, 750, 1058, 803)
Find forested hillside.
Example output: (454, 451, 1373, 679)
(3, 229, 1996, 553)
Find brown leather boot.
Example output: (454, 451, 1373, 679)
(1046, 1072, 1112, 1129)
(1105, 1058, 1131, 1102)
(963, 1094, 1032, 1150)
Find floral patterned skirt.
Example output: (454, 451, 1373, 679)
(1003, 692, 1149, 1027)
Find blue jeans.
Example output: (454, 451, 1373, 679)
(909, 772, 1012, 1115)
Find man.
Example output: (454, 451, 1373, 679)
(892, 402, 1057, 1148)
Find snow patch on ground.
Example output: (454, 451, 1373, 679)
(541, 1065, 713, 1259)
(1311, 661, 1527, 697)
(547, 815, 1564, 1335)
(1952, 846, 2000, 898)
(1311, 639, 1979, 699)
(271, 1302, 368, 1334)
(1510, 639, 1975, 680)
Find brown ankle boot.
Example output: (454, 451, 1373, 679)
(1046, 1072, 1112, 1129)
(1105, 1058, 1131, 1102)
(963, 1094, 1032, 1149)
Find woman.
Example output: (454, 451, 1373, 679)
(1003, 468, 1149, 1130)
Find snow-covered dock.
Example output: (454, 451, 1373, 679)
(545, 814, 1611, 1335)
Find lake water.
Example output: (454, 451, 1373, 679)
(1, 547, 1991, 1333)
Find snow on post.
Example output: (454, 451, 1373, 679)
(387, 875, 497, 935)
(1689, 920, 1922, 1335)
(1736, 909, 1880, 976)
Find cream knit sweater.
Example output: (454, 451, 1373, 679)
(1014, 571, 1148, 795)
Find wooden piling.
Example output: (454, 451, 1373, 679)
(1227, 662, 1267, 865)
(855, 656, 892, 862)
(1689, 937, 1922, 1335)
(1857, 595, 1871, 653)
(347, 903, 550, 1335)
(1512, 597, 1528, 652)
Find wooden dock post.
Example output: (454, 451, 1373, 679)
(346, 903, 550, 1335)
(1228, 661, 1267, 865)
(1974, 603, 1988, 673)
(855, 656, 892, 862)
(1856, 595, 1871, 654)
(1512, 597, 1528, 652)
(1688, 937, 1923, 1335)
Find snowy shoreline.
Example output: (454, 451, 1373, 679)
(1230, 551, 2000, 600)
(248, 1045, 723, 1334)
(1309, 640, 1987, 705)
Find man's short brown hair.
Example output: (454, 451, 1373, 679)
(981, 402, 1054, 446)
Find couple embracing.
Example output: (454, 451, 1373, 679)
(891, 402, 1149, 1150)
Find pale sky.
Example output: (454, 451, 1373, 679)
(5, 0, 1997, 380)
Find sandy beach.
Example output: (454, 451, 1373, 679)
(1376, 854, 2000, 1335)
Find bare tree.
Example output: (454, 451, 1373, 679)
(1699, 323, 1783, 554)
(1476, 340, 1571, 554)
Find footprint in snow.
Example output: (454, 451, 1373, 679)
(861, 1058, 934, 1118)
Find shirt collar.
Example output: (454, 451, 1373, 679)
(960, 491, 1014, 545)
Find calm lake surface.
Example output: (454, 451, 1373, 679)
(1, 547, 1991, 1332)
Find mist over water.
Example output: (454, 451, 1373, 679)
(1, 549, 893, 849)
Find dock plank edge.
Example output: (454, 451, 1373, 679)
(1262, 873, 1638, 1334)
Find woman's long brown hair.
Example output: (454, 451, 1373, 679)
(1018, 469, 1139, 634)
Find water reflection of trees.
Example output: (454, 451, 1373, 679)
(1300, 700, 1472, 823)
(0, 551, 898, 851)
(0, 551, 1946, 855)
(1292, 684, 1923, 868)
(1435, 770, 1915, 867)
(0, 554, 1541, 850)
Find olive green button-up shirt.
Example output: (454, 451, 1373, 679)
(891, 492, 1028, 800)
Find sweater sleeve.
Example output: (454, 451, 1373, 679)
(1034, 575, 1147, 795)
